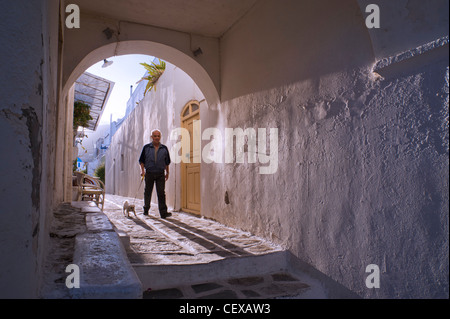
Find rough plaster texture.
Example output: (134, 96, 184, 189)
(210, 63, 449, 298)
(207, 0, 449, 298)
(0, 0, 60, 298)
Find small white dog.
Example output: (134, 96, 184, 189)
(123, 200, 137, 218)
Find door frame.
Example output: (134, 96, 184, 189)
(180, 100, 201, 215)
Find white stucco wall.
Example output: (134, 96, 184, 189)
(105, 62, 206, 211)
(205, 0, 448, 298)
(0, 0, 60, 298)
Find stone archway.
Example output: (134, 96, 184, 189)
(59, 21, 221, 202)
(63, 40, 219, 108)
(61, 12, 220, 108)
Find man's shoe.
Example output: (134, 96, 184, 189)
(143, 207, 149, 216)
(161, 212, 172, 219)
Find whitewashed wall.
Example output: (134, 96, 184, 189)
(105, 63, 206, 211)
(0, 0, 61, 298)
(204, 0, 449, 298)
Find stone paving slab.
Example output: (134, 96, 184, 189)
(41, 201, 142, 299)
(72, 231, 142, 299)
(143, 272, 311, 299)
(41, 196, 355, 299)
(102, 194, 327, 299)
(103, 194, 284, 266)
(85, 212, 114, 232)
(41, 197, 329, 299)
(41, 203, 87, 298)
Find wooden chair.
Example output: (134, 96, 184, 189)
(74, 171, 105, 210)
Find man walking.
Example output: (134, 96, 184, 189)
(139, 129, 172, 218)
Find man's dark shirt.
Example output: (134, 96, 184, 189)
(139, 142, 171, 173)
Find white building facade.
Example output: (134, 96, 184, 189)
(105, 62, 206, 213)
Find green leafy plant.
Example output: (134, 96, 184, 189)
(137, 59, 166, 96)
(95, 162, 105, 185)
(73, 101, 93, 128)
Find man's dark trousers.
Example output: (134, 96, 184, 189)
(144, 171, 168, 217)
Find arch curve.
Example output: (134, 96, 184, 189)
(63, 40, 219, 107)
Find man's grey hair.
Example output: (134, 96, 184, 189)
(151, 129, 161, 136)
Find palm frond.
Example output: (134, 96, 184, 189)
(138, 59, 166, 95)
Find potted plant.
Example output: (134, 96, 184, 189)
(73, 101, 93, 129)
(137, 58, 166, 96)
(72, 101, 92, 158)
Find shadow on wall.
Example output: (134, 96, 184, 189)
(220, 0, 375, 102)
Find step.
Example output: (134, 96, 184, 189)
(70, 201, 142, 299)
(134, 251, 288, 291)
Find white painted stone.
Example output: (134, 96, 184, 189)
(72, 231, 142, 299)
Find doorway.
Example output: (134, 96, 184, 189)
(181, 101, 201, 215)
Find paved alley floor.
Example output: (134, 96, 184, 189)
(103, 194, 325, 299)
(103, 194, 282, 265)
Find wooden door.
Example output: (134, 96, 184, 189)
(181, 102, 201, 214)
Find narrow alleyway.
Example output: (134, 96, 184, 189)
(42, 195, 328, 299)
